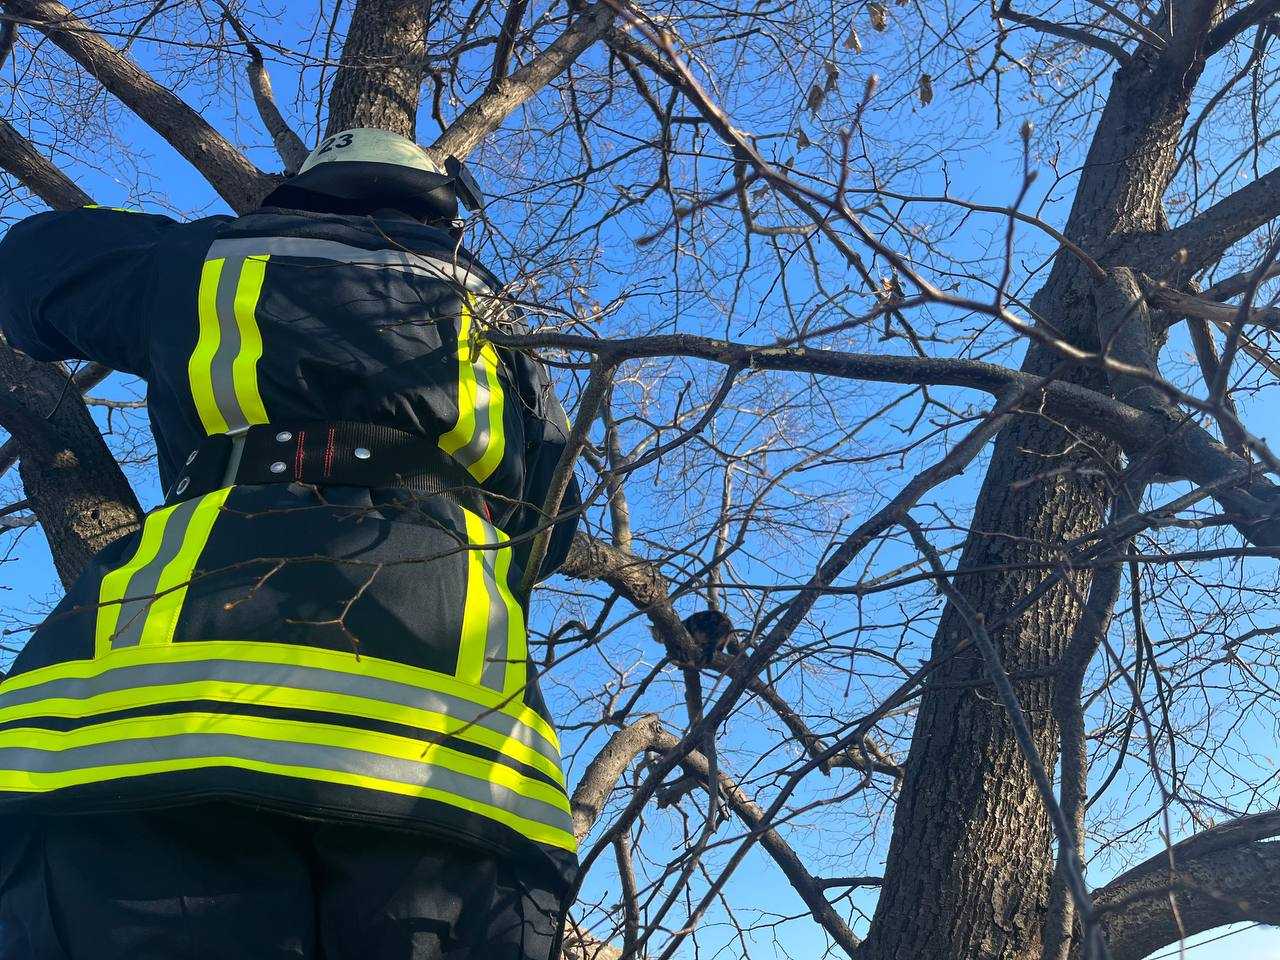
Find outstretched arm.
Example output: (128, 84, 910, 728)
(0, 206, 180, 376)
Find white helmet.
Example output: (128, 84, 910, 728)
(263, 128, 483, 221)
(300, 128, 443, 176)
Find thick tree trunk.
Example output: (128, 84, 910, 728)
(325, 0, 430, 137)
(861, 18, 1219, 960)
(0, 348, 140, 586)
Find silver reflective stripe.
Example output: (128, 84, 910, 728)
(475, 518, 511, 691)
(453, 353, 495, 475)
(0, 733, 573, 835)
(0, 659, 559, 768)
(206, 238, 494, 294)
(210, 257, 251, 431)
(110, 498, 203, 649)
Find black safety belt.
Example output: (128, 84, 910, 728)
(167, 421, 489, 518)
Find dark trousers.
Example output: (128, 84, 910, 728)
(0, 803, 564, 960)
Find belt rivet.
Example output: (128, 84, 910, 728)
(275, 431, 293, 443)
(354, 447, 372, 460)
(175, 477, 190, 495)
(270, 461, 288, 474)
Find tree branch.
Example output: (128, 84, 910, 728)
(1144, 279, 1280, 334)
(650, 726, 863, 956)
(221, 8, 309, 174)
(560, 532, 902, 777)
(566, 713, 862, 957)
(1185, 316, 1248, 455)
(1148, 164, 1280, 272)
(0, 16, 15, 70)
(2, 0, 269, 212)
(0, 360, 112, 478)
(1091, 815, 1280, 959)
(430, 1, 615, 160)
(0, 118, 91, 208)
(486, 0, 529, 95)
(997, 0, 1130, 61)
(1205, 0, 1280, 54)
(501, 325, 1280, 548)
(570, 713, 664, 840)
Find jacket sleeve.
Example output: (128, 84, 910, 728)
(507, 348, 581, 581)
(0, 207, 180, 377)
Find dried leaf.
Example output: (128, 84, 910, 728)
(806, 82, 826, 115)
(797, 128, 812, 149)
(824, 60, 840, 92)
(918, 73, 933, 106)
(844, 26, 863, 52)
(869, 2, 888, 31)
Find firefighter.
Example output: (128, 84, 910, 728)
(0, 127, 581, 960)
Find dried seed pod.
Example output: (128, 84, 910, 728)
(806, 82, 826, 115)
(918, 73, 933, 106)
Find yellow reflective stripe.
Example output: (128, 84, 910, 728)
(93, 503, 181, 656)
(0, 712, 575, 849)
(439, 302, 479, 457)
(438, 300, 507, 483)
(0, 712, 568, 811)
(188, 253, 270, 434)
(231, 255, 270, 425)
(190, 258, 229, 433)
(82, 205, 135, 212)
(470, 342, 506, 482)
(0, 679, 564, 786)
(456, 511, 528, 695)
(0, 755, 575, 852)
(0, 641, 560, 753)
(494, 540, 528, 697)
(456, 508, 492, 686)
(137, 488, 231, 647)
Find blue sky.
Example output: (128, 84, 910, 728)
(2, 2, 1280, 958)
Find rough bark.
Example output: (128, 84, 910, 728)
(1096, 841, 1280, 960)
(860, 8, 1224, 958)
(1, 0, 270, 212)
(325, 0, 430, 138)
(0, 118, 91, 207)
(0, 346, 140, 586)
(1088, 812, 1280, 960)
